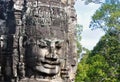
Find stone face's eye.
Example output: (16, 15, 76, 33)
(56, 45, 61, 49)
(46, 41, 51, 46)
(38, 41, 47, 48)
(39, 44, 47, 48)
(55, 41, 62, 49)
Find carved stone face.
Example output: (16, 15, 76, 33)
(31, 38, 63, 75)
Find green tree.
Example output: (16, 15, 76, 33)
(89, 0, 120, 37)
(75, 32, 120, 82)
(75, 52, 90, 82)
(75, 1, 120, 82)
(87, 54, 109, 82)
(90, 32, 120, 81)
(89, 2, 120, 80)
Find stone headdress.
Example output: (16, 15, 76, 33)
(25, 0, 68, 40)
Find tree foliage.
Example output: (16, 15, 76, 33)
(90, 1, 120, 31)
(75, 1, 120, 82)
(90, 32, 120, 81)
(75, 31, 120, 82)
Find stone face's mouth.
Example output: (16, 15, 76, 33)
(43, 64, 56, 69)
(37, 58, 60, 69)
(35, 57, 60, 75)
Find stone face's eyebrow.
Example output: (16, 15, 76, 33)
(39, 39, 64, 47)
(38, 39, 48, 46)
(39, 39, 51, 46)
(55, 41, 63, 45)
(44, 38, 64, 42)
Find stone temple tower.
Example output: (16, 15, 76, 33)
(0, 0, 77, 82)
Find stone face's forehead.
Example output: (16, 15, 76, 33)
(29, 25, 67, 40)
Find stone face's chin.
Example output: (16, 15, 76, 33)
(36, 65, 60, 75)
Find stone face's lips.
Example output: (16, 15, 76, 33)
(36, 58, 60, 69)
(35, 57, 60, 74)
(40, 58, 61, 65)
(43, 64, 56, 69)
(36, 65, 59, 75)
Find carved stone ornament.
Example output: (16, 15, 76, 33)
(0, 0, 77, 82)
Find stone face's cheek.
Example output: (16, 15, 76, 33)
(39, 49, 49, 57)
(58, 49, 62, 55)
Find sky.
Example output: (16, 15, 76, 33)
(74, 0, 105, 50)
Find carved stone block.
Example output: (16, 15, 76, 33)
(0, 0, 77, 82)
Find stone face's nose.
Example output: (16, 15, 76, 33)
(49, 42, 56, 57)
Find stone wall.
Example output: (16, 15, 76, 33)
(0, 0, 77, 82)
